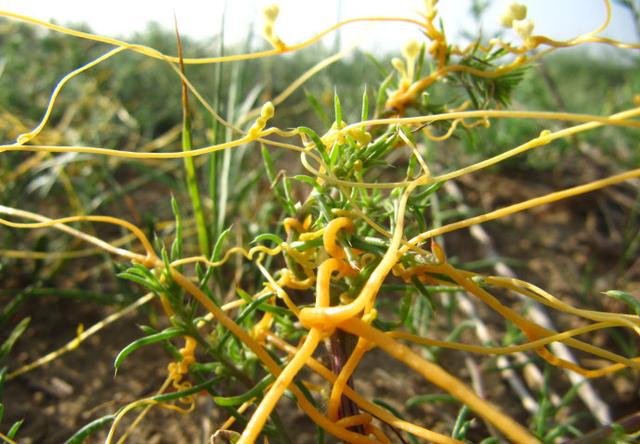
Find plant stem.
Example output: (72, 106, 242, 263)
(329, 331, 365, 436)
(176, 22, 210, 257)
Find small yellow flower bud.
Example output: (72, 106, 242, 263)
(339, 292, 354, 304)
(261, 4, 286, 50)
(362, 308, 378, 324)
(70, 323, 84, 350)
(260, 101, 275, 119)
(500, 2, 527, 28)
(346, 128, 372, 146)
(431, 240, 446, 264)
(402, 40, 421, 61)
(248, 102, 275, 138)
(263, 4, 279, 22)
(510, 3, 527, 21)
(500, 13, 514, 28)
(17, 133, 33, 144)
(392, 57, 405, 74)
(513, 18, 534, 39)
(539, 129, 551, 138)
(303, 214, 313, 230)
(402, 40, 421, 83)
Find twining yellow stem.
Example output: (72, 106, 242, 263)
(300, 177, 426, 328)
(115, 375, 185, 444)
(531, 34, 640, 50)
(433, 108, 640, 183)
(255, 255, 301, 316)
(16, 47, 127, 145)
(0, 206, 155, 264)
(303, 107, 640, 191)
(336, 413, 373, 429)
(327, 338, 370, 421)
(399, 129, 431, 176)
(338, 318, 540, 444)
(238, 49, 350, 125)
(240, 256, 355, 443)
(366, 424, 391, 444)
(171, 244, 283, 268)
(0, 206, 367, 442)
(389, 321, 620, 355)
(1, 128, 284, 158)
(403, 168, 640, 252)
(323, 217, 354, 259)
(348, 108, 640, 132)
(105, 376, 193, 444)
(488, 276, 640, 334)
(220, 398, 255, 431)
(401, 264, 640, 377)
(8, 293, 155, 380)
(0, 217, 184, 260)
(170, 270, 375, 444)
(239, 329, 324, 444)
(437, 261, 640, 372)
(266, 333, 462, 444)
(316, 258, 355, 308)
(0, 12, 425, 64)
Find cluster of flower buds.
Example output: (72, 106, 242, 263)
(167, 337, 197, 385)
(424, 0, 438, 22)
(262, 4, 286, 50)
(392, 39, 421, 90)
(500, 2, 535, 47)
(248, 101, 275, 138)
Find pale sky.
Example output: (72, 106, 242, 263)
(0, 1, 637, 54)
